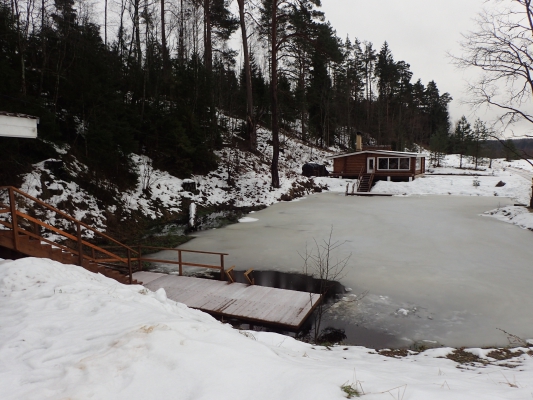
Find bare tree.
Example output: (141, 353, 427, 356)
(270, 0, 281, 188)
(12, 0, 35, 95)
(453, 1, 533, 129)
(237, 0, 257, 151)
(453, 0, 533, 206)
(300, 228, 351, 344)
(160, 0, 170, 78)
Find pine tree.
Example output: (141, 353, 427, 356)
(471, 118, 489, 169)
(454, 116, 473, 168)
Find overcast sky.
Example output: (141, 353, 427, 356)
(319, 0, 499, 130)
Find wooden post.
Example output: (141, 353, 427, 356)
(530, 178, 533, 209)
(138, 245, 142, 271)
(8, 187, 19, 251)
(178, 249, 182, 276)
(220, 254, 225, 281)
(127, 248, 132, 284)
(76, 222, 83, 266)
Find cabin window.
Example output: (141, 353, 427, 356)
(416, 158, 421, 171)
(400, 158, 410, 169)
(377, 157, 410, 170)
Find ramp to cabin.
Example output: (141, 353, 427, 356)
(133, 271, 322, 329)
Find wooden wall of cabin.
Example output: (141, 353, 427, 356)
(344, 154, 367, 174)
(333, 154, 426, 177)
(333, 155, 366, 175)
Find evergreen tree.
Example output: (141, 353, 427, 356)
(454, 116, 473, 168)
(429, 127, 450, 167)
(471, 118, 489, 169)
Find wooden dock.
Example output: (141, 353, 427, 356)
(133, 271, 322, 329)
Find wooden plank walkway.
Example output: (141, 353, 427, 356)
(133, 271, 322, 329)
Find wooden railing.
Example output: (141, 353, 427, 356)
(137, 246, 227, 280)
(356, 166, 365, 192)
(368, 172, 375, 191)
(0, 186, 228, 282)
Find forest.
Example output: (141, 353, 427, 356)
(0, 0, 453, 187)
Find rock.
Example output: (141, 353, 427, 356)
(495, 181, 506, 187)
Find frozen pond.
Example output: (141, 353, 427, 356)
(172, 193, 533, 348)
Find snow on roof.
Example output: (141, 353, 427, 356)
(0, 111, 39, 120)
(328, 150, 424, 159)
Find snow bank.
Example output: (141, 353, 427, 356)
(483, 206, 533, 231)
(373, 173, 529, 204)
(1, 258, 532, 399)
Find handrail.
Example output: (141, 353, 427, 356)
(0, 186, 228, 282)
(368, 173, 375, 192)
(356, 166, 365, 192)
(139, 245, 229, 256)
(0, 186, 137, 253)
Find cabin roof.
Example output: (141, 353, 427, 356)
(328, 150, 425, 159)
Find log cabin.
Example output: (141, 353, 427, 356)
(329, 133, 425, 191)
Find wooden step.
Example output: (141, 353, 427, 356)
(49, 247, 64, 262)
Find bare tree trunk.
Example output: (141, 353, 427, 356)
(13, 0, 27, 95)
(203, 0, 216, 145)
(161, 0, 169, 77)
(270, 0, 280, 188)
(39, 0, 46, 95)
(104, 0, 107, 47)
(237, 0, 256, 151)
(178, 0, 185, 64)
(203, 0, 212, 72)
(134, 0, 141, 66)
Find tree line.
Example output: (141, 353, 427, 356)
(0, 0, 452, 187)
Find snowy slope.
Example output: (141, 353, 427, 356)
(9, 126, 337, 233)
(0, 258, 532, 400)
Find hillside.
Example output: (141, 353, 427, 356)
(3, 122, 340, 241)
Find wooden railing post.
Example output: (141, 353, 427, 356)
(220, 254, 225, 281)
(76, 222, 84, 266)
(8, 187, 19, 251)
(178, 250, 183, 276)
(127, 248, 132, 284)
(138, 245, 142, 271)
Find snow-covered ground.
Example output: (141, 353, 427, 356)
(1, 257, 532, 400)
(371, 154, 533, 231)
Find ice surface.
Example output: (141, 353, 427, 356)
(178, 193, 533, 347)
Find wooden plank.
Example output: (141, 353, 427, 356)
(137, 273, 321, 329)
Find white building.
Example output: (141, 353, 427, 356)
(0, 111, 39, 139)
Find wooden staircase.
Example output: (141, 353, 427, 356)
(0, 186, 142, 284)
(0, 186, 231, 285)
(357, 173, 375, 193)
(0, 231, 133, 283)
